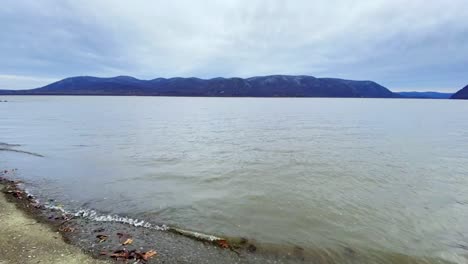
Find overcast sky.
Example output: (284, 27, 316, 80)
(2, 0, 468, 91)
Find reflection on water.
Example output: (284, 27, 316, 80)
(1, 96, 468, 263)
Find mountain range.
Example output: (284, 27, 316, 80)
(451, 85, 468, 99)
(0, 75, 397, 98)
(0, 75, 465, 99)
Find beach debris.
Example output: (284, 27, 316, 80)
(217, 239, 230, 249)
(247, 244, 257, 252)
(100, 233, 158, 262)
(117, 232, 133, 245)
(122, 238, 133, 246)
(170, 227, 224, 242)
(96, 234, 108, 243)
(137, 250, 157, 261)
(109, 249, 130, 260)
(58, 226, 75, 233)
(102, 248, 158, 263)
(93, 228, 105, 233)
(170, 227, 233, 249)
(7, 189, 24, 199)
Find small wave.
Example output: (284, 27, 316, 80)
(42, 204, 226, 247)
(75, 208, 168, 231)
(42, 203, 225, 242)
(0, 147, 44, 157)
(43, 203, 168, 231)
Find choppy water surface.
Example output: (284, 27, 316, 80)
(1, 96, 468, 263)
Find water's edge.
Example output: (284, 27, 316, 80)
(0, 171, 307, 263)
(1, 169, 462, 264)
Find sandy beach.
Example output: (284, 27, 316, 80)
(0, 183, 109, 264)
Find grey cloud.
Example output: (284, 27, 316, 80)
(1, 0, 468, 91)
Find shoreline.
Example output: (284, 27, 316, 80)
(0, 173, 306, 264)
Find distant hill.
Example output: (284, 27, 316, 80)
(0, 75, 399, 98)
(397, 91, 453, 99)
(451, 85, 468, 99)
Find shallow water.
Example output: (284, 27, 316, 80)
(1, 96, 468, 263)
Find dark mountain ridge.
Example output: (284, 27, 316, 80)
(451, 85, 468, 99)
(0, 75, 399, 98)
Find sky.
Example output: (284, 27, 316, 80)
(1, 0, 468, 92)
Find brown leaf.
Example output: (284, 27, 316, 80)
(110, 249, 129, 259)
(217, 239, 230, 249)
(122, 238, 133, 245)
(139, 250, 157, 261)
(117, 233, 133, 244)
(96, 234, 108, 243)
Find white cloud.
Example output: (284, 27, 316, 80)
(1, 0, 468, 91)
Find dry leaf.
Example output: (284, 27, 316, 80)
(96, 234, 108, 243)
(140, 250, 157, 261)
(122, 238, 133, 245)
(117, 233, 133, 245)
(110, 249, 129, 260)
(217, 239, 229, 249)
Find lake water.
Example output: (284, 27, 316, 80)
(1, 96, 468, 263)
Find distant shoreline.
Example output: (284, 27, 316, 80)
(0, 94, 454, 100)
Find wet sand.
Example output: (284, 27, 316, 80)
(0, 183, 109, 264)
